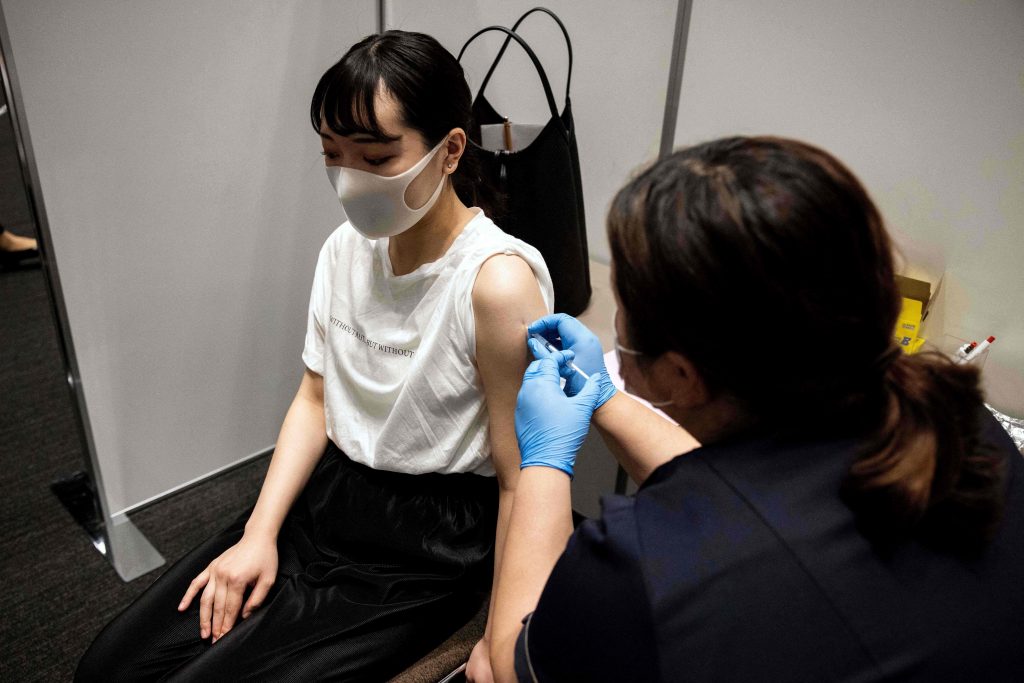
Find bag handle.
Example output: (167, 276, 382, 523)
(457, 25, 565, 133)
(478, 7, 573, 106)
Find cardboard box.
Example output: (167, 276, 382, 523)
(895, 296, 922, 351)
(893, 273, 943, 354)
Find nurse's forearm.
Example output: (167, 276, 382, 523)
(491, 467, 573, 683)
(244, 371, 329, 540)
(593, 392, 700, 485)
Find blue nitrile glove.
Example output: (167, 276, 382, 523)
(515, 356, 607, 477)
(528, 313, 617, 407)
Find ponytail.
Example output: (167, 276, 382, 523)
(841, 351, 1006, 554)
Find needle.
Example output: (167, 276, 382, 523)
(529, 333, 590, 380)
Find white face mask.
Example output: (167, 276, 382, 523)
(325, 138, 447, 240)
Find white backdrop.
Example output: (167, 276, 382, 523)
(674, 0, 1024, 416)
(1, 0, 375, 514)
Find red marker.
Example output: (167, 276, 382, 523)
(959, 336, 995, 365)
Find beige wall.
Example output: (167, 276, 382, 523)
(674, 0, 1024, 416)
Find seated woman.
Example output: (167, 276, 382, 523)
(77, 30, 552, 682)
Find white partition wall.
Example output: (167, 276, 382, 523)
(387, 0, 679, 263)
(1, 1, 375, 525)
(673, 0, 1024, 416)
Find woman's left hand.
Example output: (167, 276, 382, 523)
(515, 356, 606, 477)
(466, 637, 493, 682)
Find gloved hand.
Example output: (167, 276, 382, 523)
(528, 314, 617, 407)
(515, 356, 607, 477)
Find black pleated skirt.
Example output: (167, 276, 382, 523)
(76, 441, 498, 682)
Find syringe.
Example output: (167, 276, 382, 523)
(529, 332, 590, 381)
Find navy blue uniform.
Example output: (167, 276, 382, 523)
(516, 410, 1024, 681)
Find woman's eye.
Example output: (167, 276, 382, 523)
(365, 156, 393, 167)
(321, 151, 340, 161)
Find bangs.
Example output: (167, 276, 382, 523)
(310, 46, 400, 142)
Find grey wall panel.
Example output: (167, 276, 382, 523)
(388, 0, 679, 264)
(674, 0, 1024, 417)
(1, 1, 376, 513)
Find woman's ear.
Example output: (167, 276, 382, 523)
(445, 127, 467, 172)
(658, 351, 711, 409)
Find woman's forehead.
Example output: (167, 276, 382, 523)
(362, 88, 404, 137)
(319, 85, 409, 142)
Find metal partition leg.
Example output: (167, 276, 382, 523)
(107, 514, 166, 582)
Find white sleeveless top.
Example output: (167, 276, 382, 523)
(302, 209, 554, 476)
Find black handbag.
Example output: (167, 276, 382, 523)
(458, 8, 591, 316)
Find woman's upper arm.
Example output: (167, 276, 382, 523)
(472, 254, 549, 488)
(297, 367, 324, 406)
(302, 234, 337, 377)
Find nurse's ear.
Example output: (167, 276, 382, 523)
(443, 127, 467, 174)
(657, 351, 711, 410)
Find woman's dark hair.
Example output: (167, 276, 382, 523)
(310, 30, 498, 215)
(608, 136, 1005, 554)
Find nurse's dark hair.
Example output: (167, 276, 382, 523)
(310, 30, 497, 214)
(608, 136, 1005, 554)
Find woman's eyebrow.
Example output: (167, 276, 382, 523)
(318, 130, 401, 144)
(348, 132, 401, 144)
